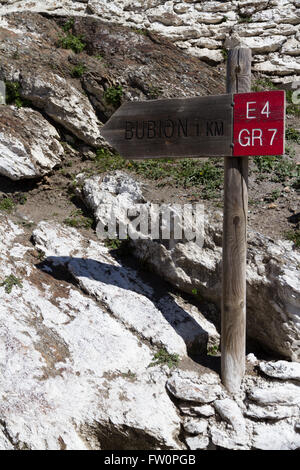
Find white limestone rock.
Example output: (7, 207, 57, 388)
(254, 54, 300, 75)
(282, 37, 300, 56)
(248, 384, 300, 406)
(214, 399, 246, 436)
(252, 423, 300, 450)
(81, 172, 220, 353)
(245, 403, 300, 420)
(238, 0, 269, 17)
(186, 47, 223, 63)
(0, 215, 183, 450)
(0, 106, 63, 180)
(179, 403, 215, 417)
(240, 35, 287, 53)
(252, 7, 300, 25)
(166, 369, 223, 404)
(185, 435, 209, 450)
(259, 361, 300, 381)
(20, 71, 103, 147)
(81, 172, 300, 362)
(210, 426, 250, 450)
(183, 417, 208, 435)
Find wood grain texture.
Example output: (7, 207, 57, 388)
(221, 48, 251, 393)
(101, 94, 234, 159)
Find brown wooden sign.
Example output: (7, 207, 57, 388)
(101, 94, 234, 160)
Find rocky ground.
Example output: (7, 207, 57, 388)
(0, 10, 299, 450)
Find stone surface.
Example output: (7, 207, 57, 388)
(210, 426, 249, 450)
(252, 423, 300, 450)
(183, 417, 208, 435)
(32, 221, 214, 357)
(248, 384, 300, 406)
(245, 403, 299, 420)
(0, 214, 300, 450)
(214, 399, 246, 436)
(166, 369, 223, 404)
(0, 215, 184, 450)
(81, 171, 300, 362)
(19, 71, 103, 148)
(259, 361, 300, 381)
(0, 0, 299, 80)
(0, 106, 63, 180)
(185, 435, 209, 450)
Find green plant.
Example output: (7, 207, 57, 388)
(265, 189, 281, 202)
(251, 78, 277, 92)
(71, 64, 86, 78)
(64, 209, 93, 228)
(104, 85, 123, 107)
(148, 349, 179, 369)
(5, 81, 28, 108)
(285, 229, 300, 248)
(36, 249, 46, 261)
(148, 85, 162, 99)
(121, 370, 137, 380)
(207, 345, 219, 356)
(0, 197, 15, 212)
(59, 33, 86, 54)
(0, 275, 23, 294)
(104, 238, 123, 250)
(62, 17, 75, 33)
(254, 155, 298, 183)
(238, 16, 252, 23)
(286, 127, 300, 144)
(286, 90, 300, 117)
(221, 48, 228, 60)
(15, 193, 27, 205)
(132, 28, 148, 36)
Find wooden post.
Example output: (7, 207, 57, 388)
(221, 48, 251, 393)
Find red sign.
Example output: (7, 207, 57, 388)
(233, 90, 285, 157)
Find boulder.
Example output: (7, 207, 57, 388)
(166, 369, 223, 404)
(19, 71, 103, 148)
(0, 215, 184, 449)
(0, 105, 63, 180)
(81, 171, 300, 362)
(259, 360, 300, 381)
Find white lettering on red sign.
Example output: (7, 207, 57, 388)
(233, 90, 285, 156)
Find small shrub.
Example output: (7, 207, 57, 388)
(221, 49, 228, 60)
(59, 34, 86, 54)
(104, 238, 123, 250)
(132, 28, 148, 36)
(71, 64, 86, 78)
(62, 17, 75, 33)
(5, 81, 28, 108)
(64, 209, 93, 228)
(104, 85, 123, 107)
(286, 127, 300, 144)
(148, 349, 179, 369)
(207, 345, 219, 356)
(0, 197, 15, 212)
(285, 230, 300, 248)
(148, 85, 162, 99)
(0, 275, 23, 294)
(286, 90, 300, 117)
(251, 78, 277, 92)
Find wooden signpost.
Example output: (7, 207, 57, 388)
(101, 48, 285, 393)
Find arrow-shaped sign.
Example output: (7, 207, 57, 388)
(101, 90, 285, 160)
(101, 93, 234, 159)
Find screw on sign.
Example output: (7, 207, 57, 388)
(101, 48, 286, 393)
(233, 90, 285, 156)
